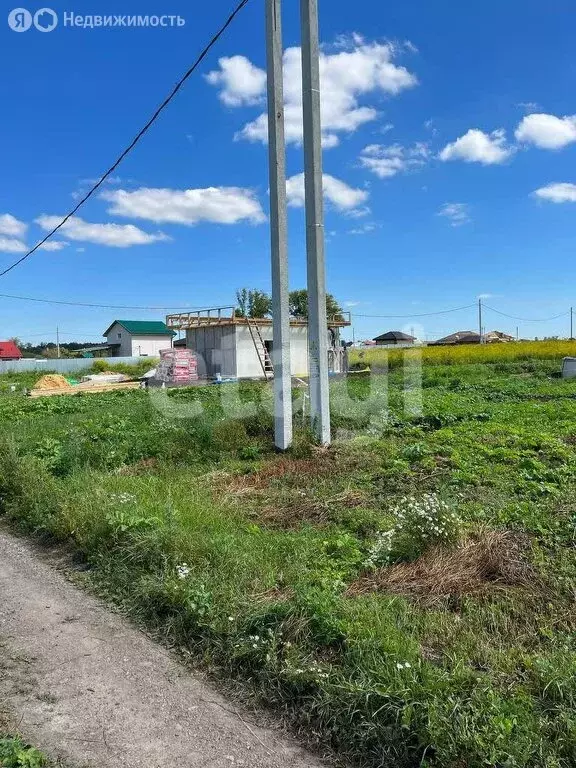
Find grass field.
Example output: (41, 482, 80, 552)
(350, 339, 576, 369)
(1, 355, 576, 767)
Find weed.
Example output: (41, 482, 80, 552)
(0, 737, 46, 768)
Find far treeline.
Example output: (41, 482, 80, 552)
(235, 288, 343, 319)
(8, 339, 98, 359)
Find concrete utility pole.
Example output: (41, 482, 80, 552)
(300, 0, 330, 445)
(478, 298, 483, 344)
(571, 306, 574, 340)
(56, 326, 60, 359)
(265, 0, 292, 451)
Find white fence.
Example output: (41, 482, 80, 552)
(0, 356, 150, 375)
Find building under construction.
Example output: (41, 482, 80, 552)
(166, 306, 350, 380)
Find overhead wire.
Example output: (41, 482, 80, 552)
(483, 304, 570, 322)
(351, 304, 476, 319)
(0, 0, 251, 278)
(0, 292, 217, 311)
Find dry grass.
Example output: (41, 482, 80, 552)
(347, 530, 535, 603)
(258, 488, 369, 528)
(223, 451, 349, 494)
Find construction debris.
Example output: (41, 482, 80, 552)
(80, 373, 128, 384)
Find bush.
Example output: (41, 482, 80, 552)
(367, 493, 462, 566)
(91, 359, 110, 372)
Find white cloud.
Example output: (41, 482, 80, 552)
(438, 203, 471, 227)
(286, 173, 369, 214)
(35, 216, 169, 248)
(439, 128, 513, 165)
(533, 182, 576, 203)
(348, 223, 377, 235)
(0, 236, 27, 253)
(38, 241, 69, 251)
(207, 37, 417, 148)
(517, 102, 539, 112)
(103, 186, 266, 226)
(72, 176, 125, 200)
(359, 142, 429, 178)
(515, 113, 576, 150)
(205, 55, 267, 107)
(0, 214, 27, 238)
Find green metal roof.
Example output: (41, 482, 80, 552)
(104, 320, 175, 337)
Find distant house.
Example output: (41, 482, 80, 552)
(430, 330, 481, 346)
(485, 330, 515, 343)
(103, 320, 176, 357)
(0, 340, 22, 360)
(373, 330, 416, 346)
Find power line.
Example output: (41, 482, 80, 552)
(483, 304, 570, 322)
(0, 0, 251, 279)
(20, 331, 103, 338)
(352, 303, 476, 319)
(0, 292, 213, 311)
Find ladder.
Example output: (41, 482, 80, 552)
(246, 319, 274, 380)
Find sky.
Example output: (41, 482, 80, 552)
(0, 0, 575, 345)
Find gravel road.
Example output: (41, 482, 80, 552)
(0, 529, 325, 768)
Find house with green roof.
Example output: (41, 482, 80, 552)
(103, 320, 175, 357)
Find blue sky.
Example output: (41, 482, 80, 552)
(1, 0, 575, 344)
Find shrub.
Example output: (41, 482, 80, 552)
(367, 493, 462, 566)
(91, 359, 110, 372)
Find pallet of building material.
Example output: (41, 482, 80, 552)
(156, 348, 198, 384)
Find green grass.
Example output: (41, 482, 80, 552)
(1, 361, 575, 767)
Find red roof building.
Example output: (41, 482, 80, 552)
(0, 341, 23, 360)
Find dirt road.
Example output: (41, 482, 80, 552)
(0, 529, 324, 768)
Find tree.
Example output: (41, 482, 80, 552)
(288, 289, 343, 320)
(235, 288, 272, 318)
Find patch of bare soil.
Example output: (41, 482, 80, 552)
(347, 530, 536, 604)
